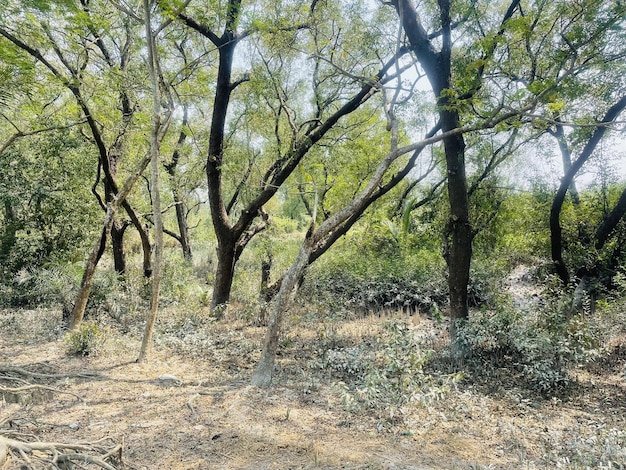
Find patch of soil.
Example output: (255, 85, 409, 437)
(0, 308, 625, 469)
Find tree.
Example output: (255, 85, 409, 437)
(390, 0, 522, 339)
(0, 0, 154, 278)
(174, 0, 411, 312)
(390, 0, 626, 339)
(138, 0, 168, 362)
(549, 96, 626, 285)
(251, 67, 537, 385)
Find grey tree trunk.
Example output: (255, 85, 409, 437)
(138, 0, 165, 363)
(70, 150, 156, 329)
(251, 234, 315, 387)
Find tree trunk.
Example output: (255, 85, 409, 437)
(0, 200, 18, 263)
(70, 220, 114, 330)
(110, 220, 126, 276)
(251, 234, 315, 387)
(595, 186, 626, 250)
(550, 199, 570, 284)
(205, 31, 237, 312)
(138, 0, 163, 362)
(441, 111, 472, 337)
(394, 0, 474, 340)
(210, 237, 237, 314)
(165, 106, 193, 262)
(122, 201, 153, 277)
(173, 190, 192, 261)
(553, 121, 580, 205)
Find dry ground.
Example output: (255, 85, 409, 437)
(0, 306, 625, 470)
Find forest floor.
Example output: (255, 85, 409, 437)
(1, 286, 625, 469)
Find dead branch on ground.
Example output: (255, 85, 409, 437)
(0, 366, 122, 468)
(0, 434, 123, 469)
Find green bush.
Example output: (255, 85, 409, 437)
(311, 320, 460, 423)
(0, 263, 81, 308)
(65, 322, 107, 356)
(456, 287, 602, 392)
(362, 320, 458, 408)
(301, 238, 448, 315)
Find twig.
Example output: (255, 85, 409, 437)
(0, 385, 84, 403)
(0, 365, 98, 380)
(0, 436, 122, 469)
(56, 452, 118, 470)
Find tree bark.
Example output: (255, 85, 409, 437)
(441, 110, 472, 337)
(138, 0, 164, 362)
(122, 200, 153, 276)
(110, 221, 127, 276)
(0, 200, 18, 263)
(174, 192, 192, 261)
(552, 121, 580, 205)
(251, 233, 315, 387)
(395, 0, 475, 334)
(550, 95, 626, 284)
(211, 236, 237, 313)
(70, 219, 115, 330)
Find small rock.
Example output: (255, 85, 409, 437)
(158, 374, 182, 386)
(69, 422, 80, 430)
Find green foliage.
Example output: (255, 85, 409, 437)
(312, 320, 460, 425)
(0, 262, 80, 308)
(362, 320, 459, 408)
(65, 322, 107, 356)
(457, 285, 602, 392)
(0, 129, 100, 279)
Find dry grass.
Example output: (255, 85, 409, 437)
(0, 307, 625, 469)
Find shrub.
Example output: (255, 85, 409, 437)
(0, 263, 81, 308)
(301, 243, 448, 315)
(361, 320, 460, 409)
(65, 322, 107, 356)
(311, 319, 460, 424)
(456, 287, 602, 392)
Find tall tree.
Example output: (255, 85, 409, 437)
(174, 0, 408, 312)
(0, 0, 154, 277)
(391, 0, 521, 339)
(139, 0, 168, 362)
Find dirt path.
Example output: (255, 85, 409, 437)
(1, 308, 625, 469)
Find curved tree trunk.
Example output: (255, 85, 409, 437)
(550, 95, 626, 284)
(70, 218, 115, 330)
(251, 235, 315, 387)
(595, 187, 626, 250)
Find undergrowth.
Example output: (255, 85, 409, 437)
(309, 318, 461, 427)
(456, 279, 604, 393)
(65, 322, 108, 356)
